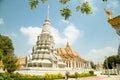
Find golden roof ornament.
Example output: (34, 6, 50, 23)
(104, 8, 113, 20)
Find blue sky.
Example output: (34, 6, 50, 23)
(0, 0, 119, 64)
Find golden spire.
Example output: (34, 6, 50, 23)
(66, 41, 72, 50)
(66, 41, 70, 47)
(104, 8, 113, 20)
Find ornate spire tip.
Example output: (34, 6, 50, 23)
(47, 5, 50, 17)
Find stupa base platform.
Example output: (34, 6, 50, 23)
(14, 68, 92, 76)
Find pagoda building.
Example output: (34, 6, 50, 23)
(57, 42, 91, 69)
(96, 62, 103, 70)
(27, 12, 65, 69)
(104, 9, 120, 71)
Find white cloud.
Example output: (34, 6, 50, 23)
(51, 27, 67, 47)
(83, 0, 98, 14)
(20, 26, 42, 45)
(84, 47, 117, 64)
(64, 24, 81, 43)
(0, 18, 4, 25)
(20, 22, 82, 47)
(107, 0, 119, 9)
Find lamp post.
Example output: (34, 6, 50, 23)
(105, 56, 110, 77)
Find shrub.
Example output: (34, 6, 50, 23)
(80, 72, 91, 77)
(70, 74, 75, 78)
(10, 73, 21, 78)
(44, 72, 64, 79)
(57, 73, 63, 78)
(89, 70, 94, 75)
(44, 73, 50, 78)
(14, 77, 45, 80)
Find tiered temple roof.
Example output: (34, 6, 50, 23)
(57, 42, 90, 69)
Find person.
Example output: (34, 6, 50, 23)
(75, 72, 78, 80)
(65, 71, 70, 80)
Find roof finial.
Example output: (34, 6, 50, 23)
(47, 5, 50, 17)
(104, 8, 113, 20)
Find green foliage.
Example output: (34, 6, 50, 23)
(70, 71, 95, 78)
(29, 0, 94, 20)
(41, 0, 48, 3)
(60, 7, 71, 20)
(70, 73, 75, 78)
(89, 70, 94, 75)
(0, 34, 14, 56)
(0, 72, 64, 80)
(0, 34, 17, 73)
(103, 0, 107, 2)
(29, 0, 48, 9)
(44, 73, 50, 78)
(103, 55, 120, 69)
(90, 61, 96, 69)
(2, 53, 18, 73)
(57, 72, 63, 78)
(76, 5, 81, 11)
(76, 2, 92, 14)
(29, 0, 39, 9)
(28, 0, 109, 20)
(44, 72, 63, 79)
(0, 73, 13, 80)
(0, 49, 3, 60)
(79, 2, 92, 14)
(1, 72, 95, 80)
(79, 72, 91, 77)
(59, 0, 70, 4)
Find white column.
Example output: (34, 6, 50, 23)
(74, 61, 76, 68)
(76, 61, 78, 68)
(64, 61, 66, 68)
(81, 62, 83, 68)
(70, 60, 73, 69)
(78, 62, 80, 68)
(68, 61, 69, 68)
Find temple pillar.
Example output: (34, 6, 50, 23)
(78, 62, 80, 68)
(81, 62, 83, 68)
(70, 60, 73, 69)
(74, 61, 76, 68)
(68, 61, 70, 68)
(69, 60, 71, 68)
(76, 61, 78, 68)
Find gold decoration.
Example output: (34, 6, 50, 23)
(104, 8, 113, 20)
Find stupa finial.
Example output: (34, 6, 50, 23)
(47, 5, 50, 17)
(45, 5, 50, 21)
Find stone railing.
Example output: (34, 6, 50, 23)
(102, 69, 119, 75)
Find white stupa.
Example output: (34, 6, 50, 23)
(27, 6, 65, 69)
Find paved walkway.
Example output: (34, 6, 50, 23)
(56, 75, 120, 80)
(77, 75, 120, 80)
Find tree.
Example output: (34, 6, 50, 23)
(2, 53, 18, 73)
(29, 0, 109, 20)
(90, 61, 96, 69)
(29, 0, 93, 20)
(0, 34, 14, 56)
(0, 34, 18, 73)
(103, 55, 120, 69)
(0, 49, 3, 60)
